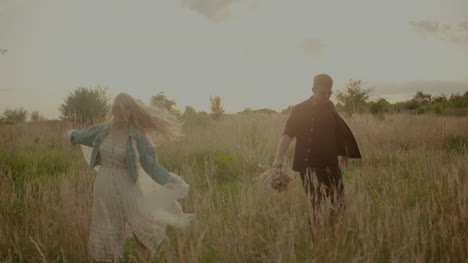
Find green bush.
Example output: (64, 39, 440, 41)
(181, 106, 212, 129)
(431, 103, 444, 114)
(0, 108, 28, 124)
(369, 99, 391, 119)
(30, 111, 46, 121)
(416, 107, 426, 115)
(448, 93, 468, 108)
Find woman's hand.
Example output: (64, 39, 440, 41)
(167, 174, 183, 184)
(165, 173, 189, 198)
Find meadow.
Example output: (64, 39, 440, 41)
(0, 113, 467, 262)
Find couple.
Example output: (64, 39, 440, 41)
(68, 73, 360, 262)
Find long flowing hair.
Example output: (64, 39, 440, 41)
(108, 93, 182, 145)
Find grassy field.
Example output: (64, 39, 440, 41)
(0, 113, 467, 262)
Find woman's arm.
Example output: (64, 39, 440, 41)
(68, 124, 106, 147)
(136, 133, 171, 185)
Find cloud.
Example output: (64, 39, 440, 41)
(409, 20, 450, 33)
(409, 20, 468, 48)
(459, 21, 468, 31)
(298, 38, 325, 60)
(181, 0, 237, 22)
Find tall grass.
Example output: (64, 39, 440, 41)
(0, 114, 467, 262)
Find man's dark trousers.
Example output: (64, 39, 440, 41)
(299, 165, 344, 220)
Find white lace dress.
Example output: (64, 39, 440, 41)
(87, 134, 192, 262)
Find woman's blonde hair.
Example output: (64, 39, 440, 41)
(108, 93, 182, 145)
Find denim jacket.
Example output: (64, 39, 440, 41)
(70, 123, 170, 185)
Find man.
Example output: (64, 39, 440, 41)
(272, 73, 361, 222)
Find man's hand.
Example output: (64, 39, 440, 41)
(340, 156, 348, 167)
(271, 159, 283, 169)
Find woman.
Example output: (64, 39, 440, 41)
(67, 93, 194, 262)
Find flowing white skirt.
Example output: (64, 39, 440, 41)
(81, 146, 194, 262)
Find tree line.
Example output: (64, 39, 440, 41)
(335, 79, 468, 116)
(1, 81, 467, 125)
(0, 108, 46, 124)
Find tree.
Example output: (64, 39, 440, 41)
(335, 103, 345, 112)
(448, 93, 468, 108)
(369, 98, 391, 116)
(404, 99, 420, 110)
(180, 105, 211, 128)
(254, 108, 277, 114)
(335, 79, 371, 115)
(238, 108, 277, 115)
(150, 92, 180, 116)
(210, 96, 224, 120)
(59, 86, 110, 125)
(413, 91, 432, 105)
(0, 107, 28, 124)
(182, 106, 197, 118)
(151, 92, 176, 111)
(30, 111, 46, 121)
(432, 94, 448, 104)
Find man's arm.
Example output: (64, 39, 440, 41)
(272, 135, 293, 168)
(272, 105, 298, 168)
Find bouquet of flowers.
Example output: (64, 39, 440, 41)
(253, 164, 292, 192)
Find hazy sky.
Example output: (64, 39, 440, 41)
(1, 0, 468, 118)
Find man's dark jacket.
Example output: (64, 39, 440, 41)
(283, 96, 361, 172)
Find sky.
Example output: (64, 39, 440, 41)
(1, 0, 467, 119)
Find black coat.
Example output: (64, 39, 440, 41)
(283, 97, 361, 172)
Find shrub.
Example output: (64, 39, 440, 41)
(0, 108, 28, 124)
(30, 111, 46, 121)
